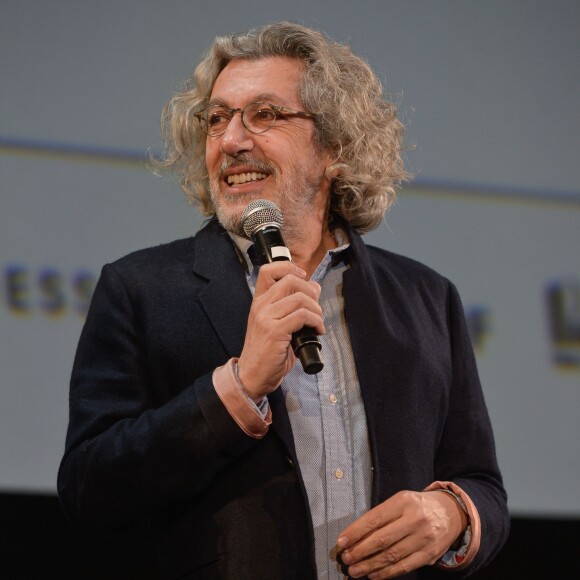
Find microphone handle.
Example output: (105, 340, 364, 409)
(252, 226, 323, 374)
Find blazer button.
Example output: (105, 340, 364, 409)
(286, 456, 294, 468)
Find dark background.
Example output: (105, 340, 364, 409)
(1, 493, 577, 579)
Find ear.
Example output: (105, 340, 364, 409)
(324, 155, 341, 180)
(323, 145, 342, 177)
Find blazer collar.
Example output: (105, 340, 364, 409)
(343, 225, 421, 501)
(191, 219, 252, 358)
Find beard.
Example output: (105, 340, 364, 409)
(208, 154, 324, 245)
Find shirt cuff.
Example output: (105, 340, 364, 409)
(213, 357, 272, 439)
(423, 480, 482, 570)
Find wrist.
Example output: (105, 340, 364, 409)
(430, 490, 468, 543)
(235, 359, 262, 403)
(424, 481, 481, 569)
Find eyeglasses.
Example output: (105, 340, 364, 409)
(194, 101, 315, 137)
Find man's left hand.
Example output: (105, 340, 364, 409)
(336, 490, 467, 579)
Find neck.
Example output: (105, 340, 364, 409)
(285, 217, 336, 279)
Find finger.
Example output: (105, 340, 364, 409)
(253, 277, 321, 317)
(255, 262, 306, 295)
(357, 549, 436, 580)
(266, 279, 321, 306)
(344, 533, 423, 578)
(339, 516, 411, 566)
(268, 291, 324, 325)
(281, 306, 325, 336)
(337, 494, 404, 550)
(252, 295, 325, 338)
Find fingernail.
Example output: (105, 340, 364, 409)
(340, 550, 352, 564)
(349, 566, 362, 577)
(337, 535, 349, 548)
(295, 266, 306, 277)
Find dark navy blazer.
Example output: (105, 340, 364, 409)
(58, 218, 509, 579)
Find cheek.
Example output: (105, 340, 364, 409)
(205, 142, 219, 172)
(266, 138, 304, 168)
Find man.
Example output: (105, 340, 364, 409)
(58, 22, 509, 579)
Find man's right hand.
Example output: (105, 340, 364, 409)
(237, 261, 324, 401)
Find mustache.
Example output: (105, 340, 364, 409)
(218, 155, 277, 178)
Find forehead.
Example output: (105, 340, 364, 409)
(209, 56, 304, 106)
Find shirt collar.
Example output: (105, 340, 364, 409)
(228, 227, 351, 276)
(228, 232, 254, 274)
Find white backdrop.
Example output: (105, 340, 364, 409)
(1, 0, 579, 517)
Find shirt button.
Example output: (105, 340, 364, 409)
(328, 394, 338, 404)
(335, 468, 344, 479)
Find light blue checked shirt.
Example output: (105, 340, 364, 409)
(233, 232, 373, 579)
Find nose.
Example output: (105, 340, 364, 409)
(219, 112, 255, 157)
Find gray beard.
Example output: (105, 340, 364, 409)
(208, 157, 322, 245)
(209, 188, 258, 237)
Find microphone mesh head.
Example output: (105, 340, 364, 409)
(241, 199, 283, 238)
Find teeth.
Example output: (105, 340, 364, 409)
(227, 172, 267, 185)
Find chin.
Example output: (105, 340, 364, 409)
(213, 202, 247, 237)
(210, 183, 270, 235)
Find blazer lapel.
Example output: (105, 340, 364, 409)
(191, 221, 307, 462)
(192, 220, 252, 358)
(343, 228, 413, 501)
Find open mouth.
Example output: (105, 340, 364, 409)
(226, 172, 268, 186)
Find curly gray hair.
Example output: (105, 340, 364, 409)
(156, 21, 409, 233)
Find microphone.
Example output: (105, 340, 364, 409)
(241, 199, 324, 375)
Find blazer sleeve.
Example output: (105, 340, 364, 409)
(57, 262, 260, 534)
(434, 280, 510, 575)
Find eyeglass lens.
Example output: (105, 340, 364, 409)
(204, 103, 276, 135)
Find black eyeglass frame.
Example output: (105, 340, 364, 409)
(194, 101, 316, 136)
